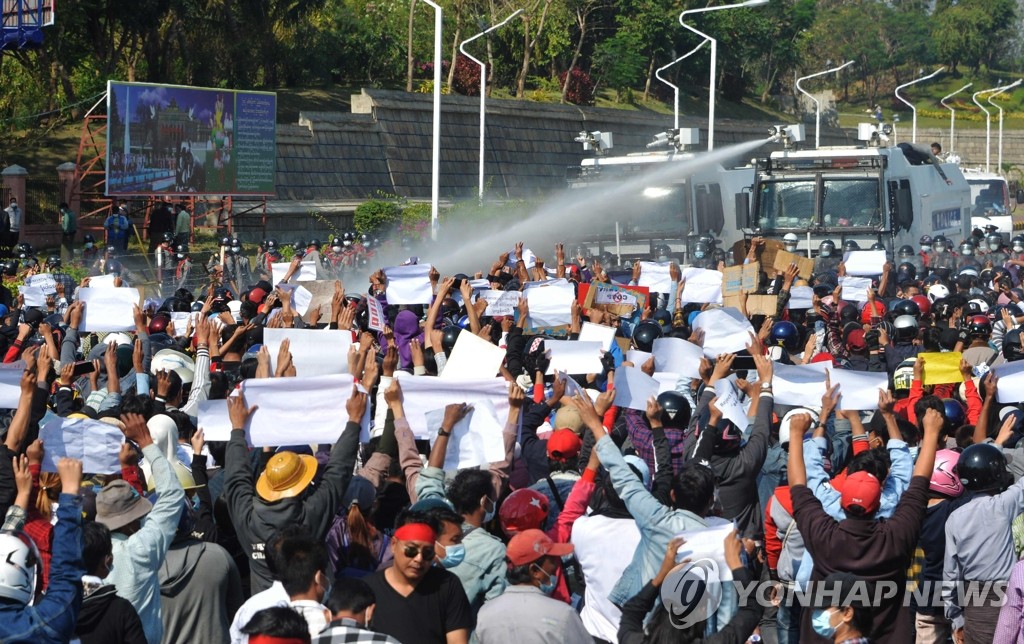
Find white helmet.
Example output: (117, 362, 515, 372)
(0, 531, 39, 604)
(927, 284, 949, 303)
(779, 408, 819, 447)
(783, 233, 799, 251)
(968, 298, 989, 314)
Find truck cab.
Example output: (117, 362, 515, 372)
(746, 127, 972, 257)
(961, 168, 1012, 240)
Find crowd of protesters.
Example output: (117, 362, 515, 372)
(0, 226, 1018, 644)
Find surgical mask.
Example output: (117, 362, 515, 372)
(909, 445, 920, 461)
(990, 243, 1001, 251)
(533, 564, 557, 595)
(935, 244, 946, 253)
(230, 246, 240, 254)
(437, 542, 465, 569)
(482, 497, 496, 523)
(962, 248, 973, 256)
(85, 243, 94, 249)
(920, 245, 931, 253)
(694, 251, 705, 259)
(344, 240, 352, 247)
(820, 249, 832, 258)
(784, 243, 797, 252)
(811, 608, 837, 638)
(1013, 244, 1023, 253)
(332, 246, 342, 253)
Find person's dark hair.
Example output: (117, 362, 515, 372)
(239, 300, 258, 322)
(672, 464, 715, 515)
(446, 469, 493, 515)
(220, 324, 238, 345)
(241, 606, 311, 641)
(643, 605, 705, 643)
(166, 409, 196, 443)
(326, 577, 376, 615)
(922, 327, 943, 352)
(956, 424, 976, 448)
(846, 448, 891, 482)
(896, 417, 920, 446)
(426, 506, 463, 533)
(119, 392, 153, 419)
(914, 395, 946, 436)
(848, 604, 875, 638)
(931, 141, 942, 152)
(393, 508, 441, 535)
(279, 536, 330, 596)
(82, 521, 112, 575)
(506, 562, 536, 585)
(266, 526, 306, 577)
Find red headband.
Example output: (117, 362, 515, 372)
(395, 523, 437, 543)
(248, 636, 309, 644)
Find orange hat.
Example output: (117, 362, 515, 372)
(841, 471, 881, 515)
(506, 529, 574, 566)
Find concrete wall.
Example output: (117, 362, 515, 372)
(916, 127, 1024, 175)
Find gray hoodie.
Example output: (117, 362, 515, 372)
(159, 538, 244, 644)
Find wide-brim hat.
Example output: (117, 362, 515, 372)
(256, 451, 318, 502)
(95, 479, 153, 531)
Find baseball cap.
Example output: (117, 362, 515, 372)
(841, 471, 881, 515)
(546, 429, 582, 462)
(505, 528, 574, 566)
(846, 329, 866, 352)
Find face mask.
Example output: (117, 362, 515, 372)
(962, 248, 973, 256)
(909, 445, 920, 461)
(344, 241, 352, 247)
(533, 564, 557, 595)
(936, 244, 946, 253)
(437, 542, 466, 569)
(990, 243, 1001, 251)
(191, 495, 201, 511)
(820, 249, 831, 257)
(694, 251, 705, 259)
(1014, 244, 1023, 253)
(333, 246, 342, 253)
(811, 608, 837, 638)
(85, 243, 93, 249)
(920, 245, 931, 253)
(785, 243, 797, 252)
(482, 497, 496, 523)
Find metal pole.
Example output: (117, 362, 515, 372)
(973, 87, 995, 172)
(940, 82, 972, 153)
(795, 60, 854, 149)
(459, 9, 523, 203)
(893, 67, 944, 144)
(679, 0, 768, 152)
(987, 80, 1021, 175)
(421, 0, 443, 239)
(655, 39, 709, 131)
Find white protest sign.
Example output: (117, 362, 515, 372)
(594, 287, 637, 308)
(681, 267, 724, 304)
(638, 262, 673, 293)
(25, 274, 56, 295)
(557, 370, 589, 401)
(652, 337, 704, 379)
(613, 365, 660, 411)
(788, 286, 814, 310)
(691, 308, 754, 358)
(0, 362, 26, 408)
(88, 274, 117, 288)
(293, 285, 313, 316)
(477, 290, 521, 317)
(366, 296, 386, 332)
(264, 327, 353, 377)
(523, 280, 575, 328)
(272, 261, 317, 285)
(842, 250, 887, 276)
(653, 372, 682, 393)
(169, 312, 199, 337)
(507, 247, 537, 269)
(829, 369, 888, 410)
(242, 374, 370, 445)
(384, 264, 434, 305)
(442, 331, 505, 380)
(425, 399, 507, 470)
(626, 350, 653, 367)
(993, 361, 1024, 404)
(19, 285, 46, 308)
(394, 373, 510, 439)
(839, 276, 872, 303)
(197, 398, 233, 442)
(39, 417, 123, 475)
(674, 518, 738, 581)
(578, 322, 617, 349)
(544, 340, 604, 375)
(771, 362, 829, 406)
(714, 379, 749, 431)
(78, 287, 140, 332)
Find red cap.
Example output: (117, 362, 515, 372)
(841, 471, 881, 515)
(846, 329, 866, 352)
(248, 288, 268, 304)
(499, 488, 550, 536)
(546, 429, 582, 462)
(811, 352, 835, 365)
(506, 528, 574, 566)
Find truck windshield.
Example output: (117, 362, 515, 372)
(967, 180, 1007, 215)
(755, 176, 881, 231)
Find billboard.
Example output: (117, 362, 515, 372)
(106, 81, 276, 197)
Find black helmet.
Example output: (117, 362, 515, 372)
(957, 443, 1010, 492)
(441, 325, 462, 356)
(653, 244, 672, 259)
(83, 233, 95, 244)
(265, 239, 278, 251)
(632, 321, 662, 352)
(986, 232, 1003, 250)
(330, 236, 343, 249)
(343, 231, 356, 244)
(819, 239, 835, 257)
(219, 236, 231, 247)
(161, 231, 174, 243)
(1012, 235, 1024, 252)
(959, 240, 975, 256)
(292, 240, 305, 252)
(651, 308, 672, 333)
(597, 251, 615, 267)
(1004, 328, 1024, 362)
(45, 255, 61, 270)
(15, 242, 33, 256)
(933, 235, 949, 251)
(842, 239, 860, 253)
(895, 262, 916, 283)
(656, 391, 692, 430)
(308, 239, 322, 250)
(891, 299, 921, 319)
(2, 259, 18, 276)
(942, 398, 966, 432)
(870, 241, 885, 251)
(919, 234, 933, 246)
(898, 244, 914, 258)
(698, 233, 716, 248)
(692, 242, 709, 260)
(967, 314, 991, 338)
(175, 244, 189, 260)
(104, 259, 122, 275)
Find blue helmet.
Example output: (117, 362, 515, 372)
(942, 398, 966, 431)
(457, 315, 471, 330)
(769, 321, 800, 352)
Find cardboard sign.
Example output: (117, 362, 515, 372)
(773, 250, 815, 279)
(721, 262, 760, 296)
(579, 282, 648, 319)
(722, 294, 778, 317)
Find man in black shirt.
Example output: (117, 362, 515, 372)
(363, 511, 473, 644)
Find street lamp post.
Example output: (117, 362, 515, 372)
(655, 39, 709, 131)
(894, 67, 944, 144)
(421, 0, 443, 239)
(679, 0, 769, 151)
(459, 9, 523, 203)
(795, 60, 854, 149)
(940, 82, 972, 154)
(973, 86, 998, 172)
(987, 79, 1022, 175)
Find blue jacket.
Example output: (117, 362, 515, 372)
(0, 493, 84, 643)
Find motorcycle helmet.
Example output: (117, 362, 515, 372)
(956, 443, 1010, 492)
(632, 321, 662, 353)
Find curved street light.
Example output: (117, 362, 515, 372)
(987, 79, 1022, 174)
(655, 39, 710, 131)
(894, 67, 944, 144)
(421, 0, 443, 238)
(940, 82, 972, 154)
(795, 60, 854, 149)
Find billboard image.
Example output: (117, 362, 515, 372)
(106, 81, 276, 197)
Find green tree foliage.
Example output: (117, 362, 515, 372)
(354, 199, 402, 235)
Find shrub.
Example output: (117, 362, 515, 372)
(451, 54, 481, 96)
(401, 202, 432, 234)
(559, 68, 596, 106)
(354, 199, 402, 235)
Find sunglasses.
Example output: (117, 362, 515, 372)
(401, 544, 435, 560)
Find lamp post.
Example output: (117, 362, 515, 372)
(459, 9, 523, 203)
(987, 79, 1022, 175)
(795, 60, 854, 149)
(655, 39, 709, 130)
(940, 82, 972, 154)
(894, 67, 944, 144)
(679, 0, 769, 151)
(973, 86, 999, 172)
(421, 0, 443, 239)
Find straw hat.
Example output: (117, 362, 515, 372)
(256, 451, 318, 502)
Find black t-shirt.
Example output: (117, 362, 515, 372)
(364, 567, 473, 644)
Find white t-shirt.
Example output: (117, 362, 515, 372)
(229, 581, 289, 644)
(571, 513, 642, 643)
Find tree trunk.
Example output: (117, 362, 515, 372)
(407, 0, 417, 92)
(485, 0, 497, 95)
(447, 1, 463, 90)
(516, 15, 531, 98)
(643, 55, 655, 102)
(560, 7, 587, 104)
